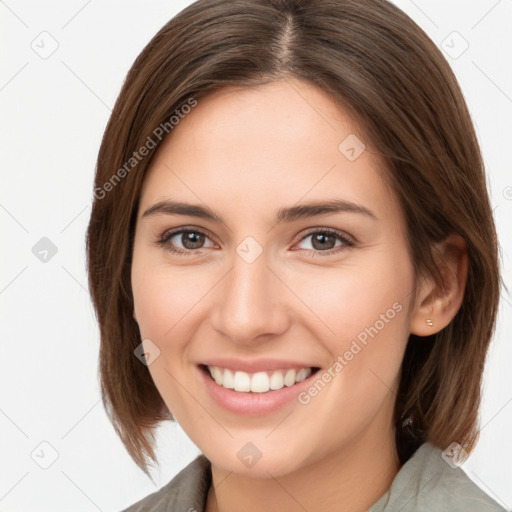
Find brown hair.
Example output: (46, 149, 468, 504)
(86, 0, 501, 477)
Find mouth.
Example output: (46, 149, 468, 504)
(199, 364, 321, 394)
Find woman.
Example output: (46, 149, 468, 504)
(86, 0, 507, 510)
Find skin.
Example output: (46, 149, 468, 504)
(131, 78, 467, 512)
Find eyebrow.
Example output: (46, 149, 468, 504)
(142, 198, 378, 224)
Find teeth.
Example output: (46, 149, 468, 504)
(206, 366, 313, 393)
(269, 371, 284, 390)
(250, 372, 269, 393)
(233, 371, 251, 392)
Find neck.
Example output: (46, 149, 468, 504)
(206, 424, 400, 512)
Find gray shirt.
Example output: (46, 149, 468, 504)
(121, 442, 509, 511)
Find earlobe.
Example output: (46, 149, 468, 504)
(410, 234, 468, 337)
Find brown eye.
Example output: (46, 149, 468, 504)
(155, 226, 354, 258)
(156, 227, 215, 256)
(175, 231, 206, 250)
(295, 228, 354, 256)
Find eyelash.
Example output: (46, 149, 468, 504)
(154, 226, 355, 258)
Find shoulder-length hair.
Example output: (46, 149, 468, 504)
(86, 0, 501, 477)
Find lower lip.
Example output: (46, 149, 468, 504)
(198, 365, 319, 416)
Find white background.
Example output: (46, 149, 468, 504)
(1, 1, 511, 511)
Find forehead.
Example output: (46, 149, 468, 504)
(155, 79, 364, 160)
(138, 79, 400, 226)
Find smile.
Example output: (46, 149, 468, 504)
(206, 365, 315, 393)
(198, 361, 322, 415)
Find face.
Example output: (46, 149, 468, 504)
(131, 79, 417, 477)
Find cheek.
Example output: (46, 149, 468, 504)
(131, 258, 206, 417)
(293, 247, 412, 342)
(132, 255, 202, 341)
(292, 247, 413, 395)
(285, 260, 412, 457)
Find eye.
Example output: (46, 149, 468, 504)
(294, 228, 354, 256)
(154, 226, 355, 257)
(154, 227, 215, 256)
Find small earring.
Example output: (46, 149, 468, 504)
(426, 318, 434, 326)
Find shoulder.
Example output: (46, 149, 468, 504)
(120, 454, 211, 512)
(369, 442, 509, 512)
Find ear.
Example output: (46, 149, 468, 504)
(410, 234, 468, 336)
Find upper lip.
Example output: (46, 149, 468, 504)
(200, 358, 319, 374)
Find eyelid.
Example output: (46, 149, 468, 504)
(156, 225, 354, 243)
(154, 225, 355, 256)
(296, 226, 355, 245)
(157, 225, 217, 245)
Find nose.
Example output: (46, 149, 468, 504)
(210, 247, 290, 345)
